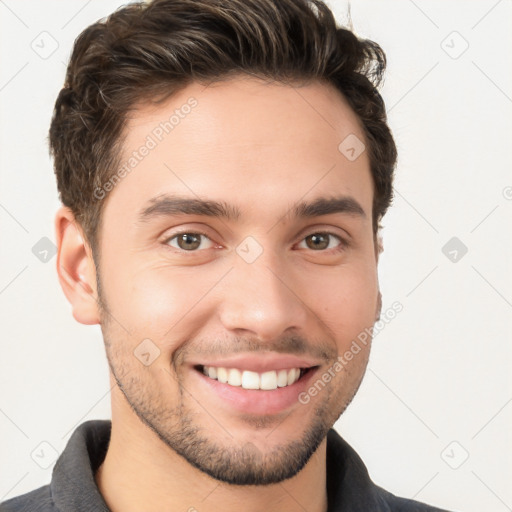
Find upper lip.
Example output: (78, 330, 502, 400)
(192, 353, 319, 373)
(190, 353, 321, 373)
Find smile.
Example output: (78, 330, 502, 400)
(197, 365, 315, 390)
(191, 360, 321, 415)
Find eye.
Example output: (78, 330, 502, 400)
(297, 232, 347, 252)
(165, 231, 215, 251)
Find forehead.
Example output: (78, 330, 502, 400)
(104, 76, 373, 226)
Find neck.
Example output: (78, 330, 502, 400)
(95, 395, 328, 512)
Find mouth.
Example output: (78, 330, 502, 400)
(190, 362, 321, 416)
(194, 364, 317, 391)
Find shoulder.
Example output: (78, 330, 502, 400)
(377, 485, 456, 511)
(0, 485, 57, 512)
(0, 420, 112, 512)
(326, 429, 455, 512)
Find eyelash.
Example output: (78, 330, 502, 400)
(298, 232, 349, 253)
(163, 230, 349, 254)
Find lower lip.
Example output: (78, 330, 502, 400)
(190, 366, 320, 416)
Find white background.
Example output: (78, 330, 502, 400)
(1, 1, 511, 511)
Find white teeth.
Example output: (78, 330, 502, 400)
(217, 367, 228, 383)
(241, 370, 260, 390)
(287, 368, 298, 386)
(227, 368, 242, 387)
(277, 369, 288, 387)
(201, 366, 303, 390)
(260, 371, 277, 390)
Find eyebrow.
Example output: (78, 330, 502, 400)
(138, 195, 242, 222)
(291, 196, 366, 220)
(137, 194, 366, 223)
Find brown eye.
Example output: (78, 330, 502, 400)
(166, 232, 213, 251)
(177, 233, 201, 250)
(298, 232, 346, 252)
(305, 233, 330, 250)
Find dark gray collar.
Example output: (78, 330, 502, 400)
(51, 420, 111, 512)
(47, 420, 400, 512)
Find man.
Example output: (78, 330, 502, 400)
(1, 0, 452, 511)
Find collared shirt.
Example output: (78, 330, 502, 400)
(0, 420, 452, 512)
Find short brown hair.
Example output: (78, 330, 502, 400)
(49, 0, 397, 257)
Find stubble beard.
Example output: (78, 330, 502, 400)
(97, 284, 367, 486)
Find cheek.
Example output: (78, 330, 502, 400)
(303, 264, 378, 344)
(102, 261, 223, 343)
(100, 245, 377, 355)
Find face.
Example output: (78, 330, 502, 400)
(94, 76, 380, 485)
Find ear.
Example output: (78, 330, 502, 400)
(375, 232, 384, 262)
(55, 206, 100, 325)
(375, 290, 382, 322)
(374, 232, 383, 322)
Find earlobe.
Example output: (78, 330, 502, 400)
(375, 233, 383, 321)
(375, 233, 384, 261)
(55, 206, 100, 325)
(375, 291, 382, 322)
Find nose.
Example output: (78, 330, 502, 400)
(217, 248, 309, 342)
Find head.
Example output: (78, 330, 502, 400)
(53, 0, 396, 486)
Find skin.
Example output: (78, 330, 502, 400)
(55, 75, 382, 512)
